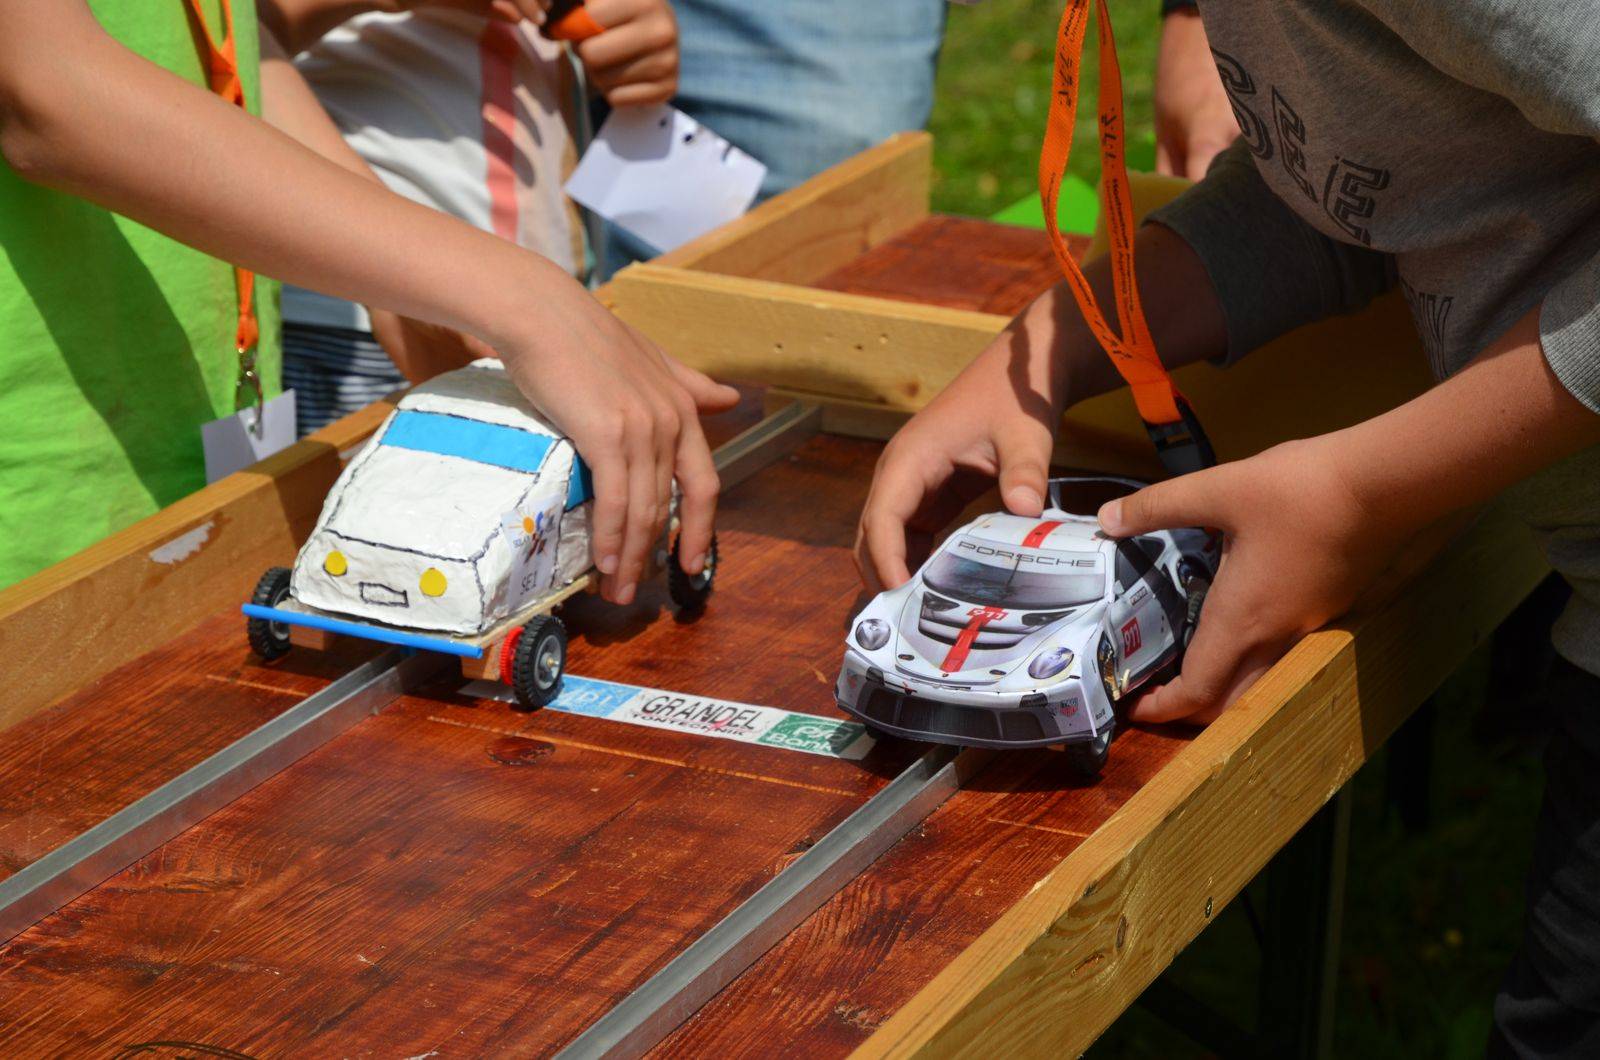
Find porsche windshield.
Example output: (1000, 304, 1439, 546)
(922, 538, 1105, 610)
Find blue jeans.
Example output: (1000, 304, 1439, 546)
(599, 0, 946, 275)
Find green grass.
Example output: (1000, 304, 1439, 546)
(925, 6, 1549, 1056)
(928, 0, 1158, 218)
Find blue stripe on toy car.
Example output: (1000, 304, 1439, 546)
(566, 454, 593, 510)
(382, 410, 554, 474)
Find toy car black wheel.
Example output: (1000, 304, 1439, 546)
(247, 566, 295, 661)
(510, 614, 568, 711)
(1182, 576, 1210, 650)
(1064, 725, 1114, 776)
(667, 532, 718, 612)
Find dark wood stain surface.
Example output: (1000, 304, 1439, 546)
(0, 425, 924, 1056)
(810, 215, 1081, 317)
(0, 220, 1194, 1057)
(652, 727, 1193, 1057)
(0, 616, 377, 881)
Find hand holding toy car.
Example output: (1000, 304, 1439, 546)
(497, 298, 736, 606)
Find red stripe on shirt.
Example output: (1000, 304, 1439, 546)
(479, 22, 520, 242)
(1022, 520, 1062, 549)
(940, 606, 1008, 673)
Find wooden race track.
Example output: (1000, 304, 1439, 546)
(0, 219, 1196, 1057)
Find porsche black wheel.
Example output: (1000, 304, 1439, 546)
(511, 614, 567, 711)
(247, 566, 294, 661)
(1064, 725, 1114, 776)
(667, 532, 718, 612)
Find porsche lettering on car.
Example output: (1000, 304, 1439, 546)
(836, 477, 1219, 773)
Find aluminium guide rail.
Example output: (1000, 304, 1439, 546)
(0, 648, 450, 944)
(555, 746, 994, 1060)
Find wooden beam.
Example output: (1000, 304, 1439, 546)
(854, 504, 1547, 1058)
(0, 399, 396, 735)
(620, 131, 932, 286)
(763, 388, 1157, 478)
(612, 261, 1435, 474)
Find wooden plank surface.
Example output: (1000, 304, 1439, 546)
(646, 510, 1543, 1058)
(610, 213, 1435, 483)
(811, 214, 1071, 317)
(0, 157, 1542, 1059)
(0, 429, 927, 1057)
(0, 615, 378, 883)
(0, 398, 397, 736)
(644, 132, 931, 285)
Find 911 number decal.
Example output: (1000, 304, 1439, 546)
(1120, 617, 1142, 655)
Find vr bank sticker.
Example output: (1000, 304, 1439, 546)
(459, 675, 874, 760)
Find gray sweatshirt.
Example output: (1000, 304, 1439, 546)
(1148, 0, 1600, 675)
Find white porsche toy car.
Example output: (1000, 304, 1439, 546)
(244, 359, 714, 709)
(836, 478, 1218, 773)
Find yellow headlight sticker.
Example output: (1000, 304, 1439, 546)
(420, 568, 447, 597)
(324, 551, 348, 577)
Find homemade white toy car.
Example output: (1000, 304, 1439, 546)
(836, 477, 1218, 773)
(244, 360, 715, 708)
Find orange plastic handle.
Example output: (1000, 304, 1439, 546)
(1038, 0, 1181, 427)
(543, 2, 606, 43)
(184, 0, 258, 355)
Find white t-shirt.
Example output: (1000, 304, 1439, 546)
(282, 10, 581, 330)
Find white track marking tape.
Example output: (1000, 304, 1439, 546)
(460, 676, 875, 760)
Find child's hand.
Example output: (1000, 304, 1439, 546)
(1153, 9, 1237, 181)
(855, 339, 1060, 595)
(1098, 435, 1411, 724)
(574, 0, 678, 106)
(496, 282, 737, 606)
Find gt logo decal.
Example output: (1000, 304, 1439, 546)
(1120, 618, 1141, 655)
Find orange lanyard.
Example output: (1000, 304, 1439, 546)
(185, 0, 263, 413)
(1039, 0, 1213, 475)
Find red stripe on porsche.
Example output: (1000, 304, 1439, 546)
(940, 606, 1008, 672)
(1022, 520, 1063, 548)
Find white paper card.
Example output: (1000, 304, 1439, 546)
(201, 390, 297, 483)
(565, 104, 766, 253)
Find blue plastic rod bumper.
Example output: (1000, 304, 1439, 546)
(241, 603, 486, 659)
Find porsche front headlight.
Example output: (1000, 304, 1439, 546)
(1028, 646, 1076, 680)
(854, 618, 891, 651)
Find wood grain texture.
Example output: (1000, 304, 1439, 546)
(640, 132, 931, 285)
(811, 215, 1074, 317)
(652, 727, 1193, 1057)
(0, 398, 397, 736)
(0, 430, 923, 1057)
(650, 509, 1544, 1059)
(0, 613, 378, 882)
(868, 509, 1544, 1057)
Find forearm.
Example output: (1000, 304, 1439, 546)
(998, 221, 1230, 416)
(257, 23, 379, 182)
(0, 5, 559, 354)
(1335, 306, 1600, 529)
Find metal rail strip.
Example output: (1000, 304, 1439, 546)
(0, 649, 449, 944)
(556, 745, 994, 1060)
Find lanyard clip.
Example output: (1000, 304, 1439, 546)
(235, 345, 265, 439)
(1145, 396, 1216, 478)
